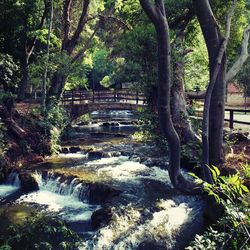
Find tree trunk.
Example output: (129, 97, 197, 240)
(42, 0, 54, 111)
(140, 0, 200, 193)
(47, 72, 67, 102)
(209, 62, 226, 165)
(171, 30, 198, 143)
(18, 58, 29, 101)
(171, 83, 198, 143)
(193, 0, 226, 166)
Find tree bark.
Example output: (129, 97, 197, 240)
(47, 0, 91, 102)
(17, 0, 48, 101)
(172, 30, 198, 143)
(193, 0, 226, 167)
(193, 0, 236, 171)
(42, 0, 54, 111)
(140, 0, 200, 193)
(47, 72, 68, 101)
(18, 58, 29, 101)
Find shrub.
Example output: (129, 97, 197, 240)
(0, 213, 81, 250)
(187, 166, 250, 249)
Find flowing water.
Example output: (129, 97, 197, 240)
(0, 110, 205, 249)
(0, 172, 21, 199)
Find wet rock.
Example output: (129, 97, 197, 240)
(110, 151, 121, 157)
(91, 207, 113, 229)
(77, 121, 89, 126)
(89, 184, 122, 204)
(61, 147, 69, 154)
(69, 146, 81, 153)
(88, 151, 111, 160)
(19, 172, 39, 192)
(137, 241, 166, 250)
(114, 133, 127, 138)
(101, 122, 120, 127)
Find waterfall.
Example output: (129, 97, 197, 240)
(17, 172, 100, 223)
(5, 172, 21, 187)
(0, 172, 21, 198)
(33, 172, 90, 202)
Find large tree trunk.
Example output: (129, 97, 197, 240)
(18, 58, 29, 101)
(47, 72, 67, 102)
(209, 62, 226, 165)
(193, 0, 227, 166)
(140, 0, 200, 193)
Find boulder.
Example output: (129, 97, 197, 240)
(91, 207, 113, 229)
(61, 147, 69, 154)
(19, 172, 39, 192)
(89, 183, 122, 204)
(137, 241, 166, 250)
(69, 146, 81, 153)
(88, 151, 111, 160)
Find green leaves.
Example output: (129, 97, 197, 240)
(188, 165, 250, 249)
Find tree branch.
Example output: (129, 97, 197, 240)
(62, 0, 73, 49)
(139, 0, 159, 24)
(226, 23, 250, 82)
(201, 0, 236, 183)
(26, 0, 48, 60)
(67, 0, 90, 54)
(72, 24, 100, 63)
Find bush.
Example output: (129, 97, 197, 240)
(0, 213, 81, 250)
(187, 166, 250, 249)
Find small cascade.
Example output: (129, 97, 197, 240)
(5, 172, 21, 187)
(17, 172, 100, 223)
(0, 172, 21, 198)
(33, 172, 90, 202)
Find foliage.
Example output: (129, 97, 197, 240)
(237, 57, 250, 97)
(31, 102, 70, 155)
(45, 102, 70, 154)
(0, 213, 81, 250)
(184, 29, 209, 91)
(188, 166, 250, 250)
(181, 140, 202, 166)
(0, 54, 20, 93)
(0, 119, 7, 157)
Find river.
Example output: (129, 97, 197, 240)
(0, 110, 205, 249)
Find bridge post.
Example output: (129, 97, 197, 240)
(92, 90, 95, 103)
(136, 91, 139, 104)
(229, 110, 234, 129)
(114, 91, 117, 102)
(71, 90, 74, 105)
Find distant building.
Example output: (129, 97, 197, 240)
(226, 83, 250, 107)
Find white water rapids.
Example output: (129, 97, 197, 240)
(0, 111, 205, 249)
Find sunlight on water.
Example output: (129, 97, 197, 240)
(0, 185, 20, 198)
(0, 172, 21, 198)
(16, 173, 100, 222)
(80, 199, 198, 250)
(17, 190, 97, 222)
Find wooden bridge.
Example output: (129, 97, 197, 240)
(61, 89, 146, 119)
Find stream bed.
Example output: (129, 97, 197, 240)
(0, 110, 205, 249)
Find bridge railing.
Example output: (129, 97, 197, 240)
(61, 89, 146, 105)
(224, 108, 250, 129)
